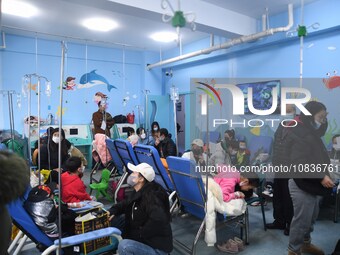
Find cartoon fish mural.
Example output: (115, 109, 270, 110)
(78, 70, 117, 92)
(323, 71, 340, 90)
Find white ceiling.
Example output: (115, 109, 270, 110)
(1, 0, 319, 51)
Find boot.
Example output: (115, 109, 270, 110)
(301, 243, 325, 255)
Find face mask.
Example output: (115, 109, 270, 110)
(52, 136, 60, 144)
(153, 127, 158, 131)
(140, 133, 146, 139)
(333, 144, 340, 151)
(192, 148, 202, 155)
(127, 175, 137, 187)
(313, 120, 322, 129)
(239, 145, 246, 150)
(159, 136, 165, 141)
(79, 166, 85, 173)
(231, 150, 238, 156)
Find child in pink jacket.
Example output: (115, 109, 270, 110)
(214, 170, 259, 202)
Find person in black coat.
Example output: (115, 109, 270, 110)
(266, 123, 294, 235)
(155, 128, 177, 158)
(39, 128, 71, 183)
(109, 162, 173, 255)
(287, 101, 335, 255)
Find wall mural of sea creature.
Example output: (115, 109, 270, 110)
(78, 70, 117, 92)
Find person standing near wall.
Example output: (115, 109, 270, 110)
(287, 101, 334, 255)
(92, 101, 115, 137)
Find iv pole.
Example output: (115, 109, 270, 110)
(57, 40, 67, 254)
(22, 73, 50, 171)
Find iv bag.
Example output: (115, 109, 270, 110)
(45, 81, 51, 97)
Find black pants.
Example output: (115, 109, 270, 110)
(272, 178, 293, 225)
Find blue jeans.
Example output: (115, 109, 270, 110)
(118, 239, 167, 255)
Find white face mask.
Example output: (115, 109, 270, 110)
(333, 144, 340, 151)
(140, 133, 146, 139)
(127, 175, 137, 187)
(52, 136, 60, 144)
(314, 120, 322, 129)
(80, 166, 85, 173)
(153, 127, 158, 131)
(239, 145, 246, 150)
(231, 150, 238, 155)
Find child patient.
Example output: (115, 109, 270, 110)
(61, 156, 92, 203)
(214, 170, 259, 202)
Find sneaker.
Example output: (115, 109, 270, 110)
(233, 237, 245, 251)
(217, 239, 239, 254)
(301, 243, 325, 255)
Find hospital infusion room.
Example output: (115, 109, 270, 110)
(1, 0, 340, 255)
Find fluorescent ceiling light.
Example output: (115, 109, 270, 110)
(83, 18, 118, 32)
(151, 32, 178, 43)
(2, 0, 38, 18)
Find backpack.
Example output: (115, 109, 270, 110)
(113, 114, 127, 124)
(2, 138, 29, 159)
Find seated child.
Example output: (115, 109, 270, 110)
(234, 141, 250, 169)
(24, 182, 76, 238)
(330, 134, 340, 161)
(214, 170, 259, 202)
(61, 156, 92, 203)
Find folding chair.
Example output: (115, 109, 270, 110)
(167, 156, 249, 255)
(7, 187, 121, 255)
(133, 144, 177, 212)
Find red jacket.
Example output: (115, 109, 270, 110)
(61, 172, 91, 203)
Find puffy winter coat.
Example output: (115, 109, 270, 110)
(61, 172, 91, 203)
(109, 181, 173, 253)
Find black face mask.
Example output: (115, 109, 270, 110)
(192, 148, 202, 156)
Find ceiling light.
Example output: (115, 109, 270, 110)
(2, 0, 38, 18)
(82, 18, 118, 32)
(151, 32, 178, 43)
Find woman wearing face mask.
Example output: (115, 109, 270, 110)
(151, 121, 161, 140)
(61, 156, 92, 203)
(287, 101, 334, 255)
(39, 128, 71, 171)
(108, 163, 173, 255)
(136, 127, 155, 146)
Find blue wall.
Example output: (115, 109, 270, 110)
(0, 34, 162, 133)
(1, 0, 340, 151)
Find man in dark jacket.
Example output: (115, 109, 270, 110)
(109, 162, 173, 255)
(155, 128, 177, 158)
(266, 124, 294, 235)
(287, 101, 334, 255)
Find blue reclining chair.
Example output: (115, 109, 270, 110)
(133, 144, 174, 191)
(133, 144, 177, 212)
(112, 139, 139, 202)
(106, 138, 129, 203)
(7, 187, 121, 255)
(167, 156, 249, 255)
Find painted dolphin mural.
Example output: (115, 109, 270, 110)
(78, 70, 117, 92)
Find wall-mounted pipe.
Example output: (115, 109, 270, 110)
(147, 4, 293, 70)
(0, 32, 6, 49)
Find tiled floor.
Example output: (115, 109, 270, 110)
(17, 169, 340, 255)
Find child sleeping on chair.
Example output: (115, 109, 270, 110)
(214, 169, 259, 203)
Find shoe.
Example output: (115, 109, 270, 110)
(217, 239, 239, 253)
(301, 243, 325, 255)
(284, 224, 290, 236)
(233, 237, 245, 251)
(284, 227, 290, 236)
(266, 221, 285, 230)
(288, 249, 301, 255)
